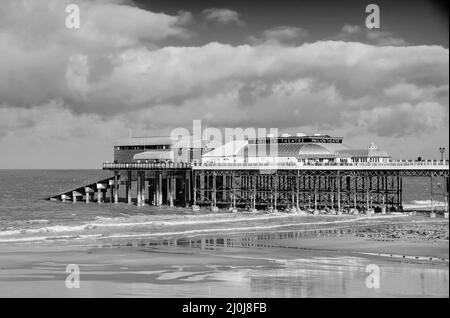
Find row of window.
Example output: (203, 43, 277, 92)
(250, 138, 342, 144)
(116, 145, 170, 150)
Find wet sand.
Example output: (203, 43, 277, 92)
(0, 229, 448, 297)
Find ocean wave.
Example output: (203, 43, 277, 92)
(409, 200, 446, 206)
(0, 233, 104, 243)
(0, 213, 407, 243)
(403, 200, 447, 210)
(98, 214, 407, 241)
(0, 224, 88, 237)
(87, 212, 295, 228)
(0, 213, 298, 237)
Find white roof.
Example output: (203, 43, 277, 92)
(115, 136, 203, 148)
(133, 151, 174, 161)
(202, 140, 248, 158)
(115, 136, 172, 146)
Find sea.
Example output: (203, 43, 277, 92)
(0, 170, 446, 229)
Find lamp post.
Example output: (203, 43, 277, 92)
(439, 147, 445, 161)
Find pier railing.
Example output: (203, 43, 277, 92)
(197, 160, 449, 167)
(103, 160, 449, 170)
(103, 162, 192, 170)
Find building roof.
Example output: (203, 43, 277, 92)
(202, 140, 248, 157)
(115, 136, 204, 148)
(132, 151, 174, 161)
(336, 149, 390, 158)
(238, 143, 350, 158)
(201, 139, 390, 159)
(115, 136, 173, 147)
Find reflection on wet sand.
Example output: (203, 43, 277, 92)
(107, 230, 449, 298)
(0, 227, 448, 297)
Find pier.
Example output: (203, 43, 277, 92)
(48, 160, 449, 214)
(46, 133, 449, 214)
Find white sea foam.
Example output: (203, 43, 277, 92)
(87, 213, 295, 228)
(0, 214, 406, 243)
(2, 214, 288, 237)
(0, 213, 282, 237)
(403, 200, 447, 210)
(0, 233, 103, 243)
(99, 215, 407, 240)
(0, 224, 89, 237)
(410, 200, 446, 206)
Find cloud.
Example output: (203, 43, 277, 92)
(202, 8, 243, 25)
(358, 102, 447, 137)
(249, 26, 309, 45)
(333, 24, 408, 46)
(0, 0, 192, 108)
(0, 1, 448, 167)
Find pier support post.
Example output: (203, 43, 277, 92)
(445, 177, 448, 213)
(154, 172, 159, 206)
(337, 174, 341, 213)
(141, 173, 146, 206)
(252, 174, 257, 211)
(211, 173, 218, 212)
(366, 177, 370, 213)
(430, 175, 433, 214)
(114, 171, 119, 204)
(314, 190, 318, 213)
(126, 171, 132, 204)
(169, 174, 174, 207)
(192, 171, 199, 211)
(296, 171, 300, 211)
(186, 171, 191, 207)
(232, 172, 237, 212)
(193, 172, 197, 205)
(97, 188, 103, 204)
(158, 172, 163, 206)
(137, 172, 142, 206)
(85, 187, 93, 203)
(273, 174, 278, 213)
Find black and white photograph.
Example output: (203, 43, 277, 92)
(0, 0, 448, 303)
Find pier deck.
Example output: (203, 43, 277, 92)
(48, 161, 449, 213)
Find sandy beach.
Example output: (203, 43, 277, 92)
(0, 213, 448, 297)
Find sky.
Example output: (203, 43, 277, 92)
(0, 0, 448, 168)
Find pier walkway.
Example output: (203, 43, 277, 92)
(46, 175, 117, 203)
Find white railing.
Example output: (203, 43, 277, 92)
(195, 160, 449, 168)
(103, 160, 449, 170)
(103, 162, 192, 170)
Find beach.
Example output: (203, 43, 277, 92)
(0, 213, 448, 298)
